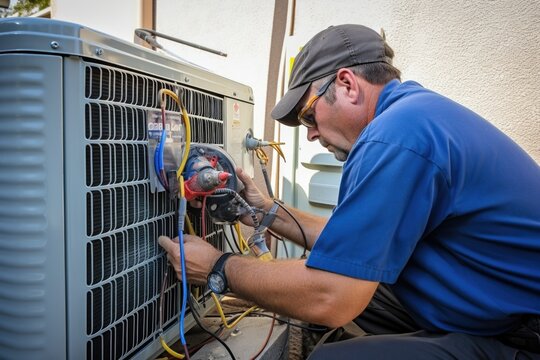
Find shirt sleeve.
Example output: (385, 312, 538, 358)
(306, 140, 451, 283)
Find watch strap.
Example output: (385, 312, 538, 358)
(209, 252, 235, 294)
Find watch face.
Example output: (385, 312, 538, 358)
(208, 272, 226, 293)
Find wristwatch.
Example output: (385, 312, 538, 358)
(207, 252, 235, 294)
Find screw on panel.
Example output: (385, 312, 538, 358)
(184, 77, 190, 83)
(95, 48, 104, 56)
(233, 92, 237, 97)
(50, 41, 59, 49)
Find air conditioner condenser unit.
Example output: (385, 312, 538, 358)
(0, 17, 254, 360)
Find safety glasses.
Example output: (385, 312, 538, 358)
(297, 74, 337, 128)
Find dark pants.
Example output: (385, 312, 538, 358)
(308, 284, 540, 359)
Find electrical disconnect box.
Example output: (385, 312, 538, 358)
(0, 18, 254, 359)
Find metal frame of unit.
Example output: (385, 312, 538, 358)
(0, 18, 254, 360)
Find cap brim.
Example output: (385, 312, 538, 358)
(271, 82, 311, 127)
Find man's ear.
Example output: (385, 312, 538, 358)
(336, 68, 362, 104)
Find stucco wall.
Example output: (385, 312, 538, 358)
(293, 0, 539, 161)
(393, 0, 539, 161)
(52, 0, 142, 42)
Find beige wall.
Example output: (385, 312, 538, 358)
(293, 0, 539, 162)
(52, 0, 143, 42)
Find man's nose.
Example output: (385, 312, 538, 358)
(306, 127, 319, 142)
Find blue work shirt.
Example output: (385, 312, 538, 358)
(306, 80, 540, 335)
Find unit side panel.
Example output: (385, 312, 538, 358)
(0, 54, 66, 359)
(223, 98, 254, 178)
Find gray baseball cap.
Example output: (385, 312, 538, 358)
(271, 24, 391, 126)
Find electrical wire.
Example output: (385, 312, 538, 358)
(210, 293, 259, 329)
(253, 147, 274, 197)
(249, 139, 286, 198)
(274, 200, 308, 258)
(158, 264, 186, 359)
(154, 89, 192, 191)
(184, 212, 239, 359)
(156, 88, 193, 358)
(158, 88, 192, 180)
(177, 127, 190, 358)
(280, 237, 290, 259)
(224, 231, 240, 254)
(249, 314, 276, 360)
(186, 324, 225, 354)
(267, 229, 290, 259)
(260, 164, 274, 198)
(233, 223, 249, 253)
(227, 225, 242, 253)
(177, 209, 190, 359)
(197, 195, 271, 346)
(154, 99, 170, 190)
(201, 195, 208, 240)
(175, 195, 293, 358)
(188, 293, 237, 360)
(208, 288, 277, 359)
(201, 202, 259, 330)
(159, 307, 228, 359)
(211, 310, 329, 332)
(177, 94, 192, 359)
(251, 313, 328, 332)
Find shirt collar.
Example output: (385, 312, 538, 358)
(374, 79, 402, 118)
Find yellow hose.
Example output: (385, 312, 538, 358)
(160, 337, 185, 359)
(157, 88, 191, 181)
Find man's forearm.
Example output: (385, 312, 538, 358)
(224, 255, 377, 328)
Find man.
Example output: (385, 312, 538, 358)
(159, 24, 540, 358)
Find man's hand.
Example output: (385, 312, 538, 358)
(236, 167, 272, 211)
(158, 234, 222, 285)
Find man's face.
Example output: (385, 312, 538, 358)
(298, 75, 367, 162)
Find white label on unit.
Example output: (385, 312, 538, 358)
(232, 101, 241, 128)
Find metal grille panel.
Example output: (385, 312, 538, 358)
(84, 62, 227, 359)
